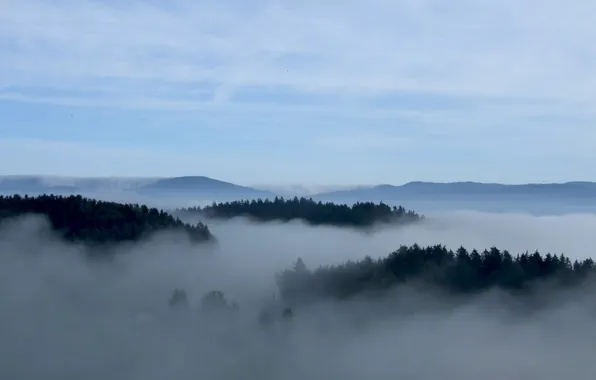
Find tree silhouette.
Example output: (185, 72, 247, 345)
(0, 194, 213, 246)
(168, 288, 189, 311)
(179, 197, 422, 228)
(201, 290, 233, 314)
(276, 244, 596, 304)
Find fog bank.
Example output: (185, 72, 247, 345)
(2, 211, 596, 379)
(201, 210, 596, 271)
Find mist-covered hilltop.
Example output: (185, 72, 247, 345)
(0, 194, 213, 245)
(179, 197, 423, 227)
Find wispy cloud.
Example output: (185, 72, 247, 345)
(315, 132, 411, 151)
(2, 0, 596, 184)
(2, 0, 596, 107)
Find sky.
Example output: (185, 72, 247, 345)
(1, 0, 596, 186)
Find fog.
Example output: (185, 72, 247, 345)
(2, 211, 596, 379)
(202, 210, 596, 270)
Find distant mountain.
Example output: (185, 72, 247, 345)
(5, 176, 595, 205)
(313, 181, 596, 201)
(0, 175, 153, 195)
(137, 176, 275, 200)
(0, 175, 276, 202)
(0, 176, 81, 194)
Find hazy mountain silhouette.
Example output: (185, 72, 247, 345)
(137, 176, 275, 200)
(313, 181, 596, 201)
(4, 176, 596, 208)
(0, 175, 275, 201)
(0, 176, 80, 194)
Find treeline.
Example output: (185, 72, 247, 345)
(276, 245, 596, 303)
(0, 194, 213, 245)
(179, 197, 422, 227)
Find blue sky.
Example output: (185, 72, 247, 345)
(1, 0, 596, 187)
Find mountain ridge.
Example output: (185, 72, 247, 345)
(2, 176, 596, 202)
(0, 175, 275, 200)
(137, 175, 275, 198)
(313, 181, 596, 200)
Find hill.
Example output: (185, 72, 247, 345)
(137, 176, 275, 200)
(0, 175, 276, 203)
(0, 194, 213, 245)
(180, 197, 423, 227)
(313, 181, 596, 201)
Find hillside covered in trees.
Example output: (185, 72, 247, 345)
(0, 194, 213, 245)
(276, 245, 596, 304)
(179, 197, 422, 227)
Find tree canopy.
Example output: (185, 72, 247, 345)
(276, 244, 595, 304)
(0, 194, 213, 245)
(180, 196, 422, 227)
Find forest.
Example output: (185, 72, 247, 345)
(276, 244, 596, 305)
(179, 196, 423, 227)
(0, 194, 213, 244)
(163, 242, 596, 328)
(3, 193, 596, 306)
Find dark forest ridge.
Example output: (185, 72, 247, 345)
(277, 244, 596, 304)
(179, 197, 423, 227)
(0, 194, 213, 245)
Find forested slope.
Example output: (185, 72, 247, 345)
(180, 197, 422, 227)
(277, 244, 595, 303)
(0, 194, 213, 245)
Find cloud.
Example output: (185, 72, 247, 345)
(202, 211, 596, 271)
(3, 0, 596, 184)
(1, 0, 596, 107)
(314, 132, 411, 151)
(2, 210, 596, 378)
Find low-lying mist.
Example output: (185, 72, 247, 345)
(201, 210, 596, 268)
(2, 210, 596, 379)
